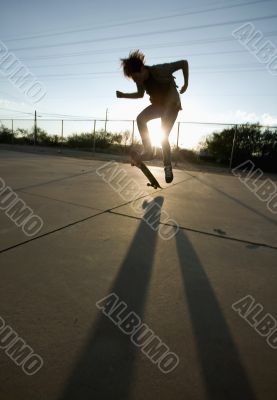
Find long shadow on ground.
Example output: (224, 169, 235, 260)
(176, 229, 256, 400)
(60, 197, 164, 400)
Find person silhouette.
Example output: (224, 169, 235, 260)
(116, 50, 189, 183)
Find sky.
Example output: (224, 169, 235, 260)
(0, 0, 277, 148)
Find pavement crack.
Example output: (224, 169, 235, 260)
(109, 210, 277, 250)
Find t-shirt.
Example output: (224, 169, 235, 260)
(136, 61, 183, 110)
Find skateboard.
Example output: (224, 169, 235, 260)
(130, 150, 162, 189)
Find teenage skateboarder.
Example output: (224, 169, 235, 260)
(116, 50, 189, 183)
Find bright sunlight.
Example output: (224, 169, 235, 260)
(148, 119, 164, 148)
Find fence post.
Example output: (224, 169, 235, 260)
(176, 122, 180, 149)
(61, 119, 64, 153)
(175, 122, 181, 166)
(131, 120, 135, 146)
(93, 120, 96, 152)
(229, 124, 237, 172)
(104, 108, 108, 135)
(34, 110, 37, 146)
(11, 119, 14, 144)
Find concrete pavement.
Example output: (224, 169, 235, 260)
(0, 149, 276, 400)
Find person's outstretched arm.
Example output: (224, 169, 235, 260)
(179, 60, 189, 94)
(158, 60, 189, 94)
(116, 84, 145, 99)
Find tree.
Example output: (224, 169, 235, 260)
(202, 123, 277, 172)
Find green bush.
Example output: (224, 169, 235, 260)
(202, 123, 277, 172)
(0, 124, 14, 143)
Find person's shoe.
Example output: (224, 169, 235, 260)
(164, 165, 173, 183)
(140, 149, 154, 161)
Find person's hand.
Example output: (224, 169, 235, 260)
(179, 84, 188, 94)
(116, 91, 124, 98)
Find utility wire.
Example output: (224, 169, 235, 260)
(22, 49, 272, 69)
(8, 14, 277, 52)
(15, 30, 277, 61)
(2, 0, 272, 43)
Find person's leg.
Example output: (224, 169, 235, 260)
(161, 106, 179, 183)
(137, 105, 162, 158)
(161, 107, 179, 167)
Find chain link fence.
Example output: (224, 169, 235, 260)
(0, 118, 276, 172)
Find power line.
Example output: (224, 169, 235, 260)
(0, 107, 101, 119)
(2, 60, 277, 79)
(0, 66, 272, 83)
(36, 111, 101, 119)
(9, 14, 277, 52)
(2, 0, 272, 43)
(1, 0, 225, 42)
(15, 30, 277, 62)
(0, 107, 33, 115)
(22, 49, 269, 70)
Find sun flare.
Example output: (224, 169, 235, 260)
(148, 119, 164, 148)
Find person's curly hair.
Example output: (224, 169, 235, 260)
(120, 50, 146, 77)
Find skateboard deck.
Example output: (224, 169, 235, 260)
(130, 150, 162, 189)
